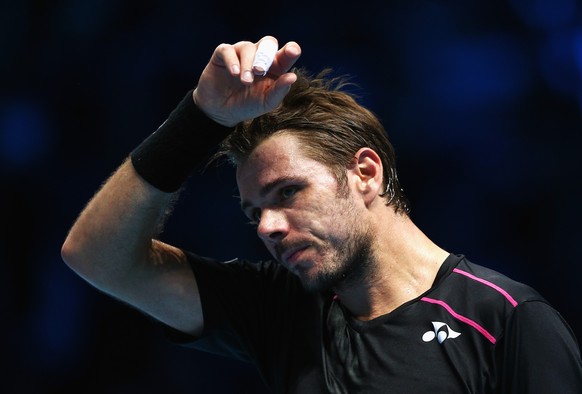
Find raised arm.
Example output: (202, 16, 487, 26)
(61, 36, 302, 336)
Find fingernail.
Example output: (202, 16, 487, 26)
(242, 70, 254, 83)
(253, 66, 266, 76)
(286, 42, 300, 56)
(231, 64, 240, 75)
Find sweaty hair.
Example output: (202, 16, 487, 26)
(214, 68, 410, 215)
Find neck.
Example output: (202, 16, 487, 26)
(333, 211, 449, 321)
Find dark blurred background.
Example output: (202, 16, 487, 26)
(1, 0, 581, 393)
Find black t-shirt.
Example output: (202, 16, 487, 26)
(166, 253, 582, 393)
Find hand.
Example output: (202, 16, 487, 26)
(193, 36, 302, 127)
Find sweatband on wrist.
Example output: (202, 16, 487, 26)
(130, 90, 234, 193)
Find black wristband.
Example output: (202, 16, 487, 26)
(130, 90, 234, 193)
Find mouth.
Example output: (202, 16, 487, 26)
(279, 243, 311, 266)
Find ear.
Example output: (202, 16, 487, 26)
(349, 148, 383, 206)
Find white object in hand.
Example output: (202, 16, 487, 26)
(252, 39, 278, 76)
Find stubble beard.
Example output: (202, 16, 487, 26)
(299, 216, 375, 293)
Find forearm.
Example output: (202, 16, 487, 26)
(62, 158, 174, 289)
(62, 90, 231, 286)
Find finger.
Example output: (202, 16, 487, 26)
(211, 43, 244, 77)
(234, 41, 258, 85)
(267, 41, 302, 76)
(252, 36, 279, 76)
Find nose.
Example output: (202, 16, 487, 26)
(257, 209, 288, 242)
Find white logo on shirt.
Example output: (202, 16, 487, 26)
(422, 321, 461, 344)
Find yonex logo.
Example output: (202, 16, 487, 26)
(422, 321, 461, 344)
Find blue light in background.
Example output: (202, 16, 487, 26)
(538, 30, 581, 98)
(510, 0, 578, 30)
(422, 35, 531, 113)
(394, 32, 532, 152)
(0, 100, 51, 169)
(573, 29, 582, 110)
(26, 264, 89, 373)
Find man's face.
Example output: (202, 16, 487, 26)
(236, 133, 373, 292)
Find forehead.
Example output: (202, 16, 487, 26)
(235, 133, 334, 197)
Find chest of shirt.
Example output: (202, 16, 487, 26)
(273, 300, 497, 394)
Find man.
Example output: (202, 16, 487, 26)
(62, 36, 582, 393)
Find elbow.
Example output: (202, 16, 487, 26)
(61, 232, 107, 287)
(61, 230, 94, 277)
(61, 234, 108, 292)
(61, 228, 140, 288)
(61, 233, 81, 271)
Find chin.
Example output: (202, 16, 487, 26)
(298, 269, 341, 293)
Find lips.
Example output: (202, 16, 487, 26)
(279, 243, 311, 266)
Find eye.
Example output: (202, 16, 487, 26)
(280, 186, 298, 200)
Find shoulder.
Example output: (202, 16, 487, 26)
(451, 256, 545, 305)
(416, 255, 581, 391)
(423, 254, 549, 345)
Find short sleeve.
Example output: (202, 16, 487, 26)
(164, 251, 306, 366)
(497, 300, 582, 393)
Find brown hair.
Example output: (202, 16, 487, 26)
(214, 68, 410, 215)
